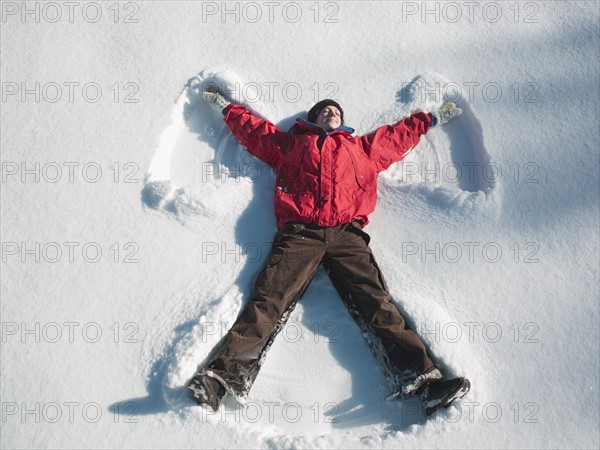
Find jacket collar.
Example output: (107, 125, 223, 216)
(292, 118, 355, 136)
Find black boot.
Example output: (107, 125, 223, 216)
(421, 377, 471, 416)
(187, 372, 225, 411)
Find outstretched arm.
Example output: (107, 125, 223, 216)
(202, 88, 288, 169)
(360, 112, 431, 173)
(360, 103, 462, 173)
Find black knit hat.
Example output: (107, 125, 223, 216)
(307, 99, 344, 124)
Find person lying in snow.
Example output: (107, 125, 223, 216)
(188, 88, 470, 416)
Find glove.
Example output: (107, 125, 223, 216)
(202, 86, 230, 113)
(430, 102, 462, 127)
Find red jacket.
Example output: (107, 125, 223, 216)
(223, 104, 431, 229)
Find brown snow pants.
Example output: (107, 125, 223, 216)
(204, 221, 435, 397)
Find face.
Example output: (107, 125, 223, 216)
(315, 105, 342, 131)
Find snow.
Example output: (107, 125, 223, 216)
(1, 1, 599, 448)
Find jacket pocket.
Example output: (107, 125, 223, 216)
(276, 143, 310, 194)
(342, 143, 376, 191)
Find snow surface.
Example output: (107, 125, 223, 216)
(1, 1, 599, 449)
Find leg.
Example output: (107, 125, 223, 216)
(323, 223, 435, 383)
(200, 223, 327, 399)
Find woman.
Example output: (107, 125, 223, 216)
(188, 89, 469, 416)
